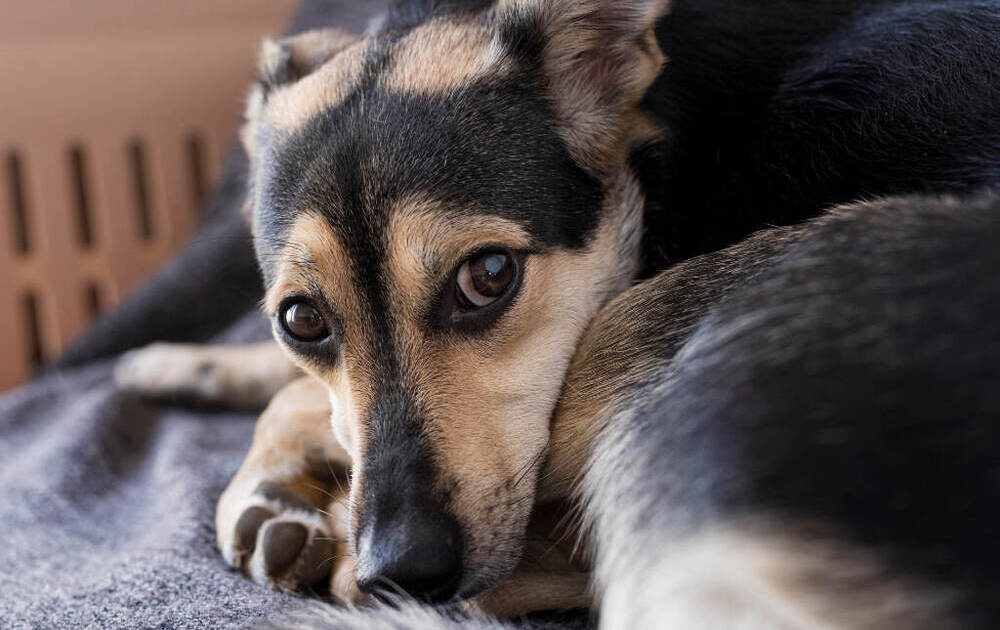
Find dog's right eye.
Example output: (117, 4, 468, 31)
(456, 252, 515, 309)
(280, 300, 329, 342)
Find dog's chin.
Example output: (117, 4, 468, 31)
(454, 527, 531, 600)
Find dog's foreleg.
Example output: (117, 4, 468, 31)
(215, 376, 363, 602)
(115, 340, 300, 409)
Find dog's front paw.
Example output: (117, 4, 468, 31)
(218, 479, 363, 602)
(114, 342, 297, 409)
(116, 343, 219, 401)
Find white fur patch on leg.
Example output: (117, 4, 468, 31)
(115, 341, 298, 409)
(599, 524, 957, 630)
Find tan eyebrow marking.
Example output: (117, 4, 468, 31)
(264, 211, 354, 315)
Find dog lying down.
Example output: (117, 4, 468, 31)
(117, 0, 1000, 627)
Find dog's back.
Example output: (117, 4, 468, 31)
(581, 3, 1000, 627)
(637, 0, 1000, 271)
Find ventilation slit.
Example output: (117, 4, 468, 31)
(185, 131, 207, 210)
(83, 282, 103, 321)
(21, 291, 44, 369)
(5, 151, 31, 254)
(68, 143, 94, 248)
(127, 138, 153, 240)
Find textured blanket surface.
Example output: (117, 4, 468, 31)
(0, 320, 294, 630)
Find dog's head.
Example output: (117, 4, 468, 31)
(243, 0, 668, 601)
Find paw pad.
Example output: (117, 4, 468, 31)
(225, 482, 342, 593)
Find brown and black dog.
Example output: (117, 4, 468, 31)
(118, 0, 1000, 627)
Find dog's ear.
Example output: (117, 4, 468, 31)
(241, 28, 359, 158)
(498, 0, 669, 170)
(240, 28, 360, 224)
(256, 28, 360, 91)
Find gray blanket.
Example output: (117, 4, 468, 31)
(0, 320, 294, 630)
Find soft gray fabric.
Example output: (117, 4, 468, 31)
(0, 317, 300, 630)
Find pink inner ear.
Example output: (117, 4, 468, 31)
(557, 0, 661, 96)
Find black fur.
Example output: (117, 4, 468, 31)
(640, 0, 1000, 273)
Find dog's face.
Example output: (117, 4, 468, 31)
(243, 0, 667, 600)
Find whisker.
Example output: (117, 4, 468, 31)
(301, 481, 340, 501)
(318, 554, 352, 568)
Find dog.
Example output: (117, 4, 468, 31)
(116, 0, 1000, 626)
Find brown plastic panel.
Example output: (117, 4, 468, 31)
(0, 0, 298, 390)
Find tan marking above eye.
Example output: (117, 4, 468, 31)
(385, 195, 533, 285)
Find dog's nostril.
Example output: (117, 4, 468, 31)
(357, 514, 463, 603)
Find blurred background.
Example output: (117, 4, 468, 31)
(0, 0, 299, 391)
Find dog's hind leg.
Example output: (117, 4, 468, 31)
(565, 197, 999, 629)
(115, 341, 300, 410)
(215, 376, 363, 602)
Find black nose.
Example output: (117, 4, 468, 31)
(356, 509, 463, 603)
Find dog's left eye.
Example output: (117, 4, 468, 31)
(456, 251, 515, 309)
(280, 300, 329, 342)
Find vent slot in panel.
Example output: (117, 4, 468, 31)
(83, 281, 103, 322)
(185, 131, 207, 212)
(21, 290, 44, 370)
(128, 138, 154, 241)
(68, 143, 95, 249)
(5, 151, 31, 255)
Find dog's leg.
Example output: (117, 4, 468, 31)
(465, 499, 591, 616)
(115, 341, 300, 409)
(215, 376, 363, 602)
(538, 226, 801, 502)
(466, 571, 590, 618)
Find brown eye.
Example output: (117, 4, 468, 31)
(456, 251, 515, 309)
(280, 301, 329, 342)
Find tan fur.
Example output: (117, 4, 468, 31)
(242, 28, 364, 158)
(257, 164, 642, 590)
(265, 212, 375, 459)
(539, 225, 803, 501)
(214, 377, 359, 598)
(241, 33, 368, 153)
(379, 19, 511, 96)
(213, 375, 590, 615)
